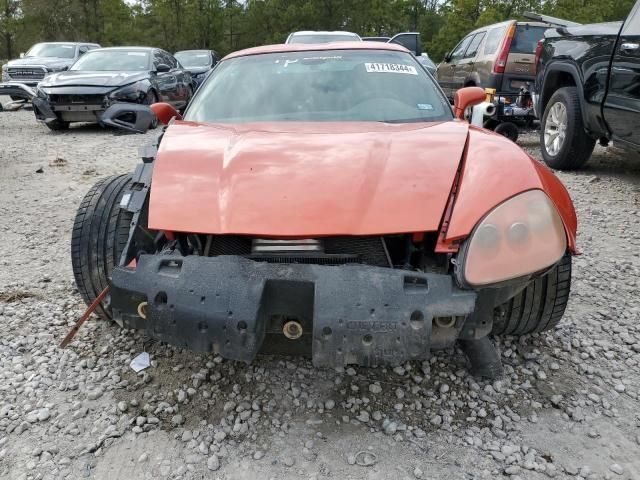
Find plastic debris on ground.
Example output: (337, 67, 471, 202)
(130, 352, 151, 372)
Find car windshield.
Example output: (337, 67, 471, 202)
(511, 25, 548, 54)
(290, 34, 361, 44)
(70, 50, 150, 71)
(175, 51, 212, 67)
(26, 43, 76, 59)
(186, 49, 451, 123)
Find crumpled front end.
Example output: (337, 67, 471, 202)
(0, 82, 36, 101)
(111, 253, 476, 368)
(33, 86, 113, 123)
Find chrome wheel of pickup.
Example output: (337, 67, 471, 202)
(544, 101, 567, 156)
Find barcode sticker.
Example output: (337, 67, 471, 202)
(365, 63, 418, 75)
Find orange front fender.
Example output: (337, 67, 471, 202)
(441, 127, 578, 253)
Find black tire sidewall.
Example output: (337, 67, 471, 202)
(146, 90, 159, 129)
(71, 175, 133, 320)
(46, 118, 70, 131)
(494, 122, 519, 142)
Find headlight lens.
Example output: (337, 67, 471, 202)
(462, 190, 567, 286)
(110, 82, 145, 102)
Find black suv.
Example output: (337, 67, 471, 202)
(535, 0, 640, 169)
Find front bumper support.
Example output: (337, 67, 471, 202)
(111, 255, 476, 368)
(32, 97, 57, 122)
(0, 82, 36, 101)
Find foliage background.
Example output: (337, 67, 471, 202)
(0, 0, 635, 63)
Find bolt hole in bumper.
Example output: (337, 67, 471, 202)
(111, 255, 476, 368)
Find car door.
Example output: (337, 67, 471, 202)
(454, 31, 486, 88)
(165, 51, 191, 108)
(152, 50, 176, 104)
(604, 0, 640, 148)
(389, 33, 421, 56)
(438, 34, 473, 97)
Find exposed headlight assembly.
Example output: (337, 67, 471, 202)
(460, 190, 567, 287)
(110, 82, 146, 102)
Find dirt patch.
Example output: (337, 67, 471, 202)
(0, 290, 40, 302)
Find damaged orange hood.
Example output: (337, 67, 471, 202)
(148, 121, 469, 236)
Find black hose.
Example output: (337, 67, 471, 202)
(458, 337, 504, 380)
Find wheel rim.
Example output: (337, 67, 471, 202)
(544, 101, 567, 156)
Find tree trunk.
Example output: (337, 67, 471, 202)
(3, 0, 14, 59)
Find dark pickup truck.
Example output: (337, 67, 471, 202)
(535, 0, 640, 169)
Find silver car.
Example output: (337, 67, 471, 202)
(286, 31, 362, 44)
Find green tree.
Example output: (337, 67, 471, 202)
(1, 0, 637, 63)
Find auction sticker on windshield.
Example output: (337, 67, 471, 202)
(365, 63, 417, 75)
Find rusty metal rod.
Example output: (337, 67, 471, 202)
(59, 286, 109, 348)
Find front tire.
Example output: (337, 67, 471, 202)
(492, 254, 572, 336)
(145, 90, 159, 129)
(540, 87, 595, 170)
(71, 175, 133, 320)
(45, 118, 70, 131)
(494, 122, 519, 142)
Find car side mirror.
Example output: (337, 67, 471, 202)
(443, 51, 451, 62)
(151, 102, 183, 125)
(100, 103, 156, 133)
(19, 52, 25, 58)
(453, 87, 486, 120)
(156, 63, 171, 73)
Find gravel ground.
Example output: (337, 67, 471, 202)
(1, 105, 639, 480)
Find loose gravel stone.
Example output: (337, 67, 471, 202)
(168, 414, 183, 426)
(36, 409, 50, 422)
(609, 463, 624, 475)
(87, 388, 104, 401)
(207, 455, 220, 471)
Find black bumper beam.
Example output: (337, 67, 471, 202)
(111, 255, 476, 368)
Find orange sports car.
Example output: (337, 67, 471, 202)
(72, 42, 575, 378)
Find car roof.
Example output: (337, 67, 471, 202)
(91, 46, 156, 52)
(34, 41, 97, 45)
(224, 41, 409, 61)
(290, 31, 359, 36)
(175, 49, 213, 54)
(467, 19, 549, 35)
(514, 21, 549, 27)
